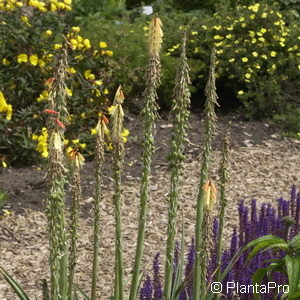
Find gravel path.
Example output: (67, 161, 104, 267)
(1, 115, 299, 299)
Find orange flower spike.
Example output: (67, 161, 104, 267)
(54, 118, 65, 129)
(43, 109, 58, 115)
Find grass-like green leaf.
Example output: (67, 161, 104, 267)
(74, 285, 90, 300)
(0, 266, 31, 300)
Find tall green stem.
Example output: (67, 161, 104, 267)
(91, 117, 106, 300)
(164, 32, 191, 300)
(45, 40, 69, 300)
(111, 87, 126, 300)
(193, 49, 219, 300)
(68, 158, 83, 299)
(216, 122, 231, 288)
(129, 16, 163, 300)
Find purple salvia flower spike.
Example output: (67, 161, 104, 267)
(290, 185, 297, 218)
(140, 275, 153, 300)
(153, 253, 163, 300)
(295, 192, 300, 235)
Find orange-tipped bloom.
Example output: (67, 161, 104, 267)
(45, 77, 55, 87)
(43, 109, 58, 115)
(54, 118, 65, 129)
(203, 179, 217, 210)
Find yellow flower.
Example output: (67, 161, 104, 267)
(67, 67, 77, 74)
(121, 128, 129, 137)
(213, 25, 222, 30)
(105, 50, 113, 56)
(260, 28, 267, 34)
(104, 88, 109, 95)
(50, 3, 57, 11)
(20, 16, 29, 23)
(72, 26, 80, 33)
(95, 80, 103, 86)
(249, 3, 260, 12)
(2, 161, 7, 168)
(65, 88, 73, 97)
(107, 105, 116, 115)
(72, 139, 79, 144)
(99, 41, 107, 48)
(38, 59, 46, 68)
(238, 90, 244, 95)
(298, 65, 300, 71)
(64, 139, 69, 145)
(245, 73, 251, 79)
(249, 31, 255, 38)
(29, 54, 38, 66)
(70, 39, 78, 48)
(45, 30, 53, 36)
(80, 113, 86, 118)
(32, 134, 38, 140)
(252, 52, 258, 57)
(250, 14, 256, 19)
(54, 44, 62, 50)
(91, 128, 97, 135)
(214, 35, 223, 40)
(17, 53, 28, 63)
(79, 143, 86, 149)
(191, 31, 198, 35)
(84, 70, 95, 80)
(2, 58, 10, 65)
(261, 12, 267, 18)
(64, 0, 72, 4)
(242, 57, 248, 62)
(228, 58, 235, 62)
(270, 51, 276, 57)
(261, 54, 268, 59)
(83, 39, 91, 49)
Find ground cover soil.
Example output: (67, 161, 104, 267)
(0, 112, 299, 299)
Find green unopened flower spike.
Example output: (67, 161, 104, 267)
(216, 121, 231, 287)
(45, 39, 69, 300)
(193, 48, 219, 300)
(91, 113, 107, 300)
(68, 148, 84, 298)
(111, 86, 125, 300)
(129, 15, 163, 300)
(164, 30, 191, 300)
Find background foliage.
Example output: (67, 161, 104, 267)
(0, 0, 299, 167)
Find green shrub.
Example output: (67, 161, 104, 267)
(165, 2, 300, 131)
(0, 1, 115, 166)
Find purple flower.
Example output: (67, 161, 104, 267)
(153, 253, 163, 300)
(140, 275, 152, 300)
(180, 238, 195, 300)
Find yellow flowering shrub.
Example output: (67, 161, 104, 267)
(165, 2, 300, 133)
(0, 0, 114, 165)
